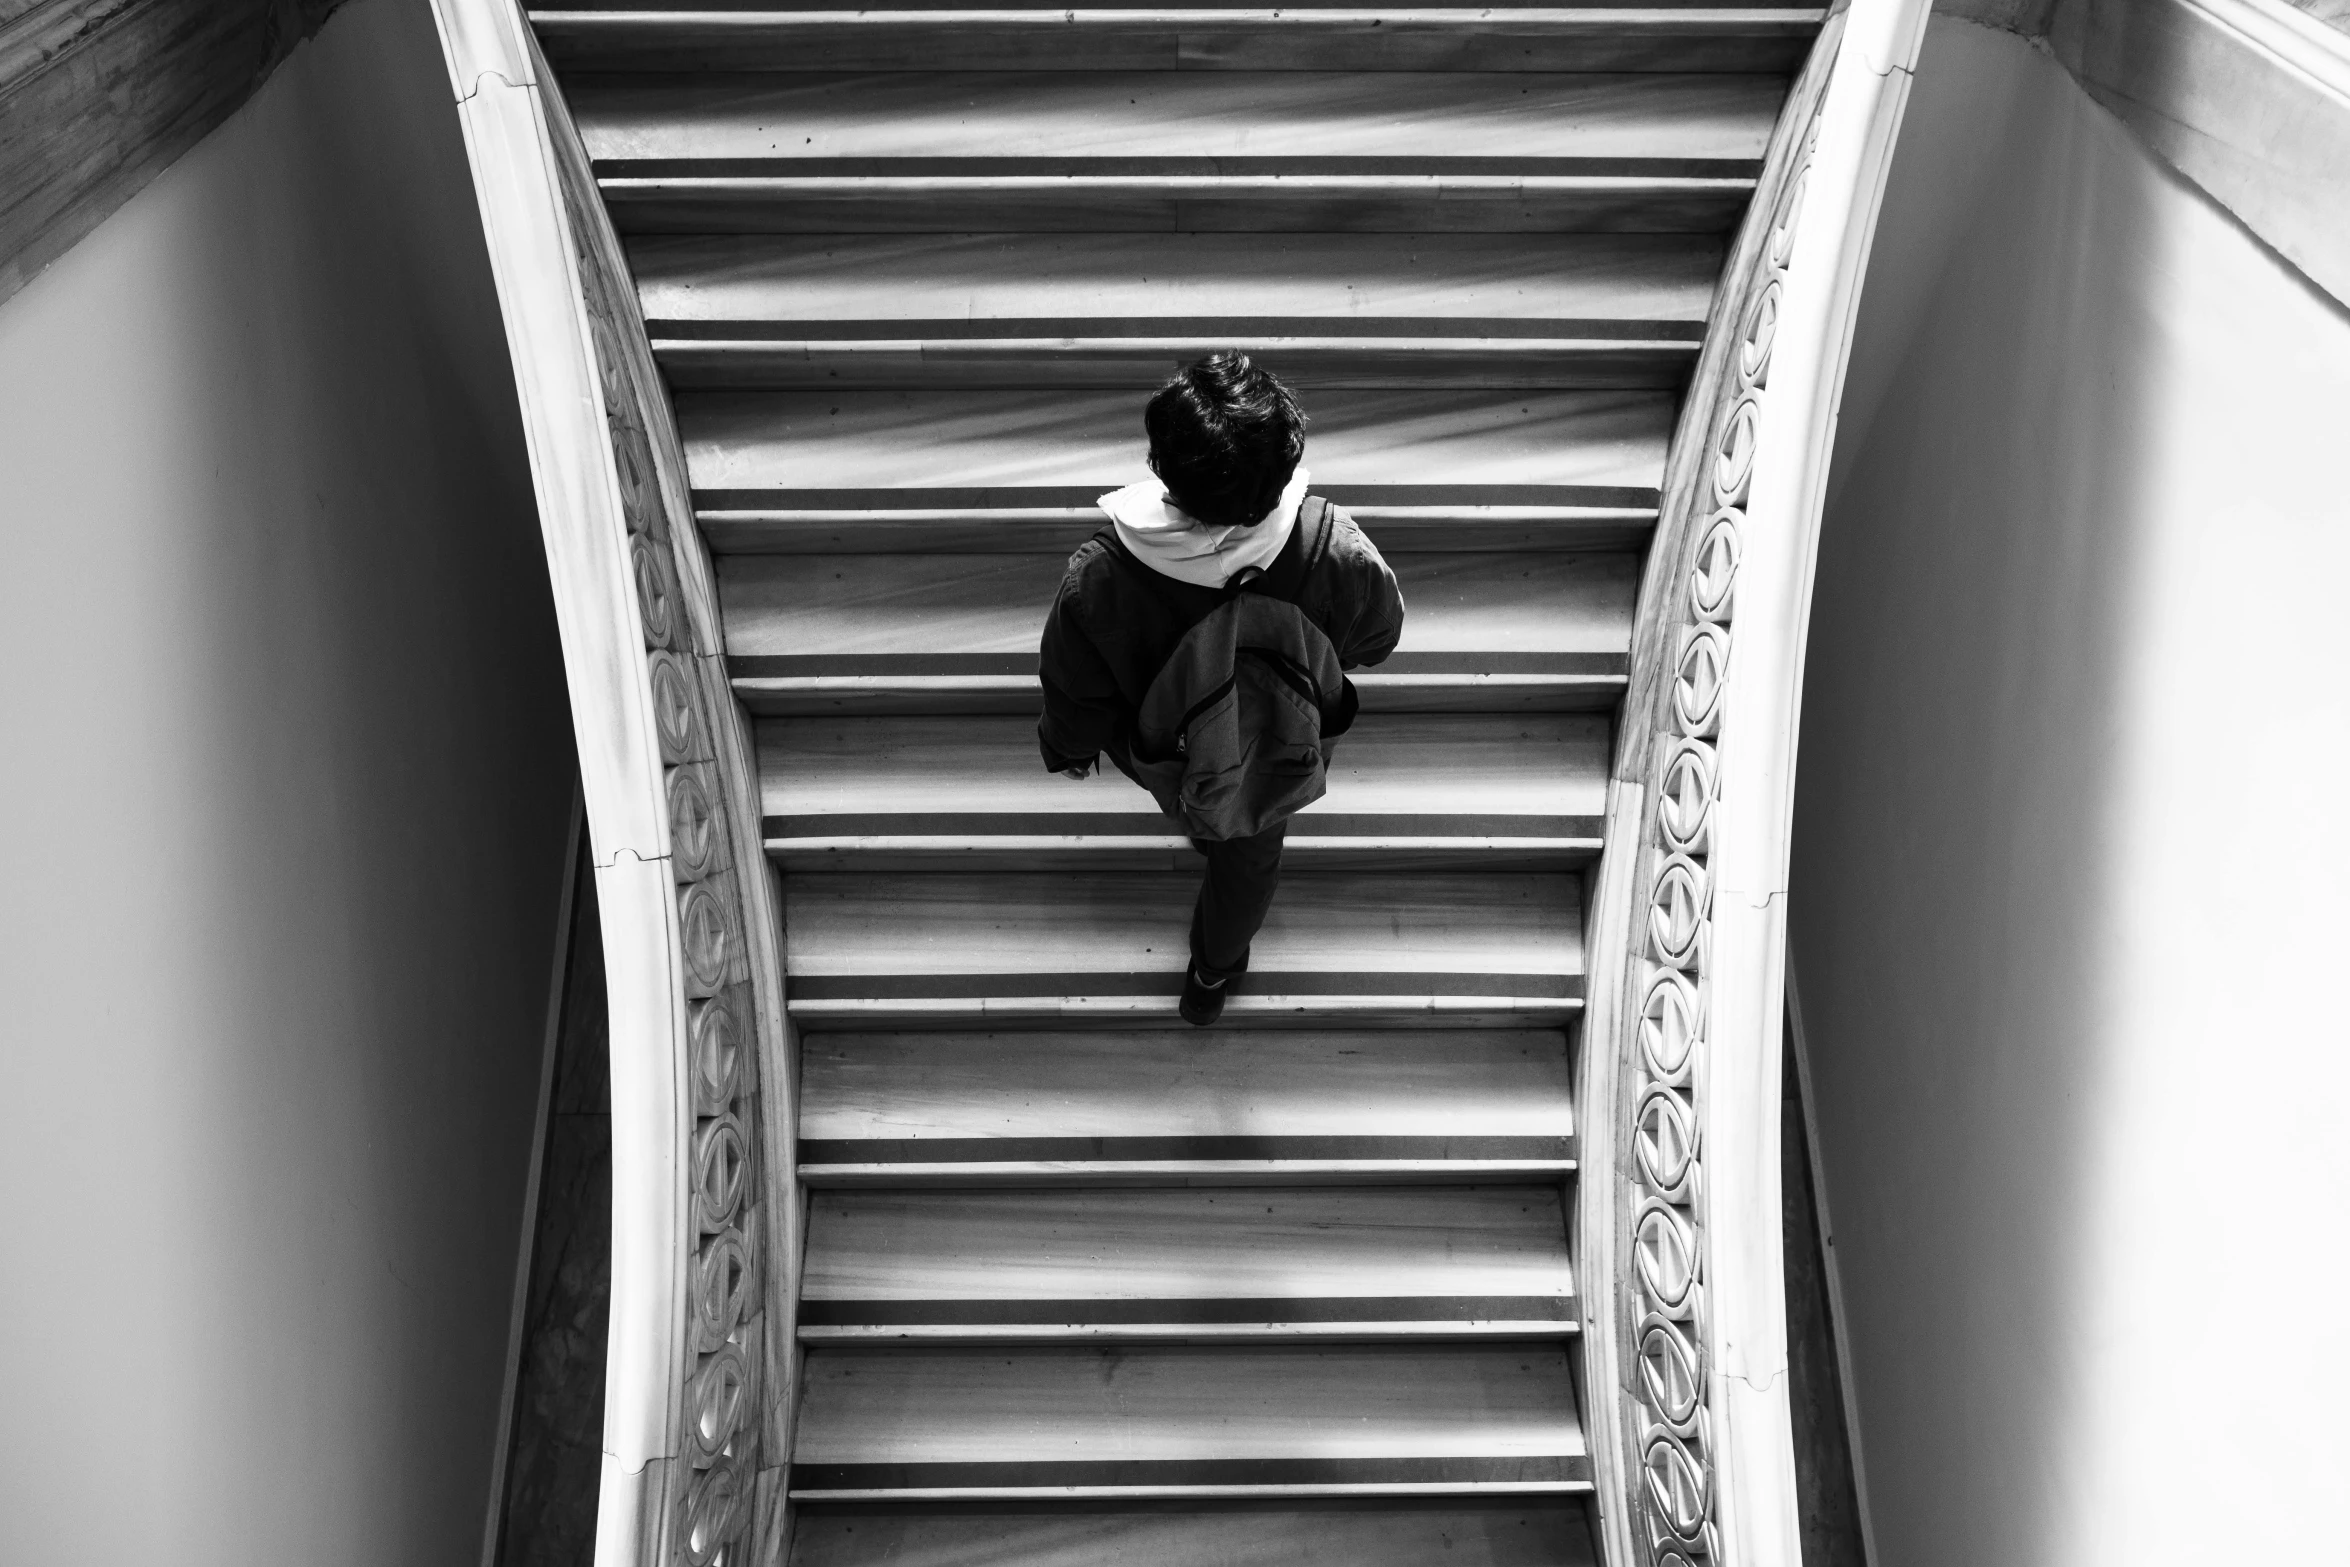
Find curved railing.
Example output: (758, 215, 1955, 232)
(424, 7, 795, 1565)
(1576, 3, 1930, 1564)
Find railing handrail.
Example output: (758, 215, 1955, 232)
(1579, 4, 1930, 1563)
(422, 8, 793, 1564)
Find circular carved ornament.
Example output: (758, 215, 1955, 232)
(1647, 854, 1711, 971)
(679, 1450, 753, 1566)
(1633, 1197, 1702, 1317)
(648, 650, 706, 766)
(1672, 623, 1729, 740)
(631, 532, 679, 652)
(1639, 967, 1704, 1087)
(1638, 1314, 1705, 1437)
(1643, 1428, 1712, 1546)
(669, 765, 729, 883)
(1711, 397, 1760, 510)
(1689, 510, 1742, 626)
(1771, 166, 1812, 271)
(608, 409, 666, 543)
(690, 990, 748, 1116)
(1737, 280, 1781, 391)
(684, 1339, 755, 1467)
(1634, 1084, 1700, 1202)
(1656, 738, 1718, 859)
(679, 878, 739, 996)
(692, 1111, 752, 1235)
(692, 1223, 759, 1353)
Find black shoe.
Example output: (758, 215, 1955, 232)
(1179, 964, 1228, 1027)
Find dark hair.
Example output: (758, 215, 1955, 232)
(1144, 351, 1306, 529)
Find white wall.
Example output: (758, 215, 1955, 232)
(1792, 16, 2350, 1566)
(0, 1, 573, 1561)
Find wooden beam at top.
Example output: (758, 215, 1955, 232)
(0, 0, 351, 307)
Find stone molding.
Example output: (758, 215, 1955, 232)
(1580, 4, 1931, 1563)
(422, 7, 796, 1563)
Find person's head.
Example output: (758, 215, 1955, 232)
(1144, 351, 1306, 529)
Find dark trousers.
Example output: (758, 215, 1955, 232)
(1188, 821, 1288, 980)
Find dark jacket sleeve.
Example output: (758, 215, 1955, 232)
(1328, 526, 1407, 670)
(1037, 551, 1126, 772)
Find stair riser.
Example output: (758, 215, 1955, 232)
(539, 21, 1820, 76)
(603, 184, 1754, 236)
(656, 340, 1697, 392)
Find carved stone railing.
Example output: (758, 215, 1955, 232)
(1576, 4, 1930, 1564)
(425, 7, 796, 1565)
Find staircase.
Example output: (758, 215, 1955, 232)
(531, 4, 1821, 1559)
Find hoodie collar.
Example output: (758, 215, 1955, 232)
(1098, 467, 1310, 589)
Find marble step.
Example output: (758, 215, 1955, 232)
(711, 506, 1653, 556)
(800, 1185, 1575, 1342)
(574, 71, 1782, 232)
(537, 3, 1820, 75)
(790, 1344, 1589, 1499)
(722, 548, 1635, 715)
(760, 712, 1608, 869)
(798, 1027, 1574, 1183)
(787, 1499, 1598, 1567)
(689, 386, 1666, 554)
(782, 871, 1584, 1025)
(634, 231, 1715, 389)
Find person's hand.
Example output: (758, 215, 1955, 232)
(1059, 764, 1093, 780)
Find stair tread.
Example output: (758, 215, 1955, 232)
(780, 873, 1583, 1021)
(543, 0, 1811, 12)
(794, 1029, 1579, 1174)
(544, 8, 1819, 78)
(686, 388, 1666, 510)
(793, 1344, 1586, 1485)
(785, 870, 1579, 978)
(707, 510, 1651, 555)
(575, 71, 1784, 167)
(797, 1033, 1570, 1175)
(634, 231, 1718, 332)
(787, 1501, 1597, 1567)
(800, 1028, 1571, 1144)
(723, 556, 1632, 678)
(761, 712, 1606, 818)
(804, 1187, 1573, 1307)
(760, 713, 1607, 843)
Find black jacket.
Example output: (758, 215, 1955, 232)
(1037, 500, 1407, 773)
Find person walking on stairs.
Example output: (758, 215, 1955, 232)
(1038, 352, 1407, 1026)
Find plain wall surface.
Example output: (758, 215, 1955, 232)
(1792, 16, 2350, 1567)
(0, 0, 572, 1561)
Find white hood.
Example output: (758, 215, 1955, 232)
(1098, 466, 1310, 589)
